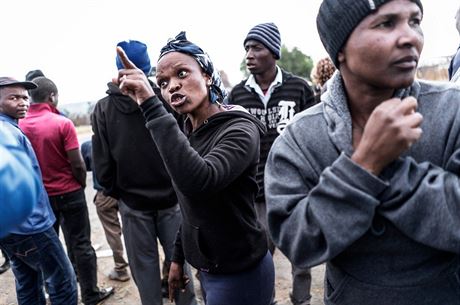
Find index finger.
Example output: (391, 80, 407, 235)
(168, 283, 174, 303)
(116, 46, 138, 70)
(400, 96, 418, 114)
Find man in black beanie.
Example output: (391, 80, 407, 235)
(266, 1, 460, 304)
(228, 22, 316, 305)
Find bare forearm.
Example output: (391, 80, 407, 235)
(71, 164, 87, 187)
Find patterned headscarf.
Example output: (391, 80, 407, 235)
(158, 31, 227, 104)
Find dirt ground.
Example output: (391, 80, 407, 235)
(0, 129, 325, 305)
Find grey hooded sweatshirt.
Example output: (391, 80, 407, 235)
(265, 72, 460, 305)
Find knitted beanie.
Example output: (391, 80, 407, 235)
(116, 40, 152, 75)
(25, 69, 45, 81)
(244, 22, 281, 59)
(317, 0, 423, 67)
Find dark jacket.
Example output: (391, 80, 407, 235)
(91, 82, 178, 211)
(80, 140, 102, 191)
(228, 69, 316, 202)
(140, 97, 268, 274)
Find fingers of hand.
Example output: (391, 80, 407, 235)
(401, 116, 423, 149)
(116, 47, 137, 69)
(168, 283, 176, 302)
(406, 111, 423, 128)
(400, 96, 418, 114)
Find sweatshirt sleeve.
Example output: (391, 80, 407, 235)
(172, 225, 185, 264)
(91, 102, 120, 198)
(140, 97, 260, 196)
(377, 153, 460, 253)
(265, 128, 388, 268)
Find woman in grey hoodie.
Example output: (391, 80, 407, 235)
(265, 0, 460, 304)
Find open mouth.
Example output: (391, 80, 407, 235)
(170, 93, 186, 107)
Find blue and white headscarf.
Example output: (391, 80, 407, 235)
(158, 31, 227, 104)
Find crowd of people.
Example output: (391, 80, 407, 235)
(1, 0, 460, 305)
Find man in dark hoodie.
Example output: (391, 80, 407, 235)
(91, 40, 196, 305)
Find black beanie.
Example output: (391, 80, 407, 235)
(244, 22, 282, 59)
(25, 69, 45, 81)
(317, 0, 423, 67)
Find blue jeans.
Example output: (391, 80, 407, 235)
(0, 227, 77, 305)
(199, 251, 275, 305)
(48, 188, 100, 304)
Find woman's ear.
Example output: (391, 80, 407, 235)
(205, 74, 212, 86)
(337, 50, 345, 64)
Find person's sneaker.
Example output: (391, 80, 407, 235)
(108, 269, 130, 282)
(0, 257, 10, 275)
(290, 293, 311, 305)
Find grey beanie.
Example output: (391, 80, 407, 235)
(244, 22, 281, 59)
(317, 0, 423, 67)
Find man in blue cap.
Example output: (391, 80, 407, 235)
(92, 40, 197, 305)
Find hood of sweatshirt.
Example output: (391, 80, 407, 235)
(184, 104, 266, 138)
(105, 82, 140, 114)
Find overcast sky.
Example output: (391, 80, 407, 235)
(2, 0, 459, 104)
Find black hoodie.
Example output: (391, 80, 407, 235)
(140, 97, 268, 274)
(91, 82, 178, 211)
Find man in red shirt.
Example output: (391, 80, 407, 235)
(19, 77, 113, 305)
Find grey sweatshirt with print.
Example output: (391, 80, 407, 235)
(265, 72, 460, 305)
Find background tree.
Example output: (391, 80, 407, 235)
(240, 44, 314, 80)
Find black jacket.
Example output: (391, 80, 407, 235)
(228, 69, 316, 202)
(140, 97, 268, 274)
(91, 82, 178, 211)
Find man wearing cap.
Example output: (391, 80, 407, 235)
(0, 76, 78, 304)
(19, 77, 114, 305)
(265, 1, 460, 304)
(228, 22, 316, 305)
(91, 40, 197, 305)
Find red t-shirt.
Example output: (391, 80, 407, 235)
(19, 103, 81, 196)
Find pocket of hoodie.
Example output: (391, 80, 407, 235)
(324, 273, 350, 303)
(326, 268, 460, 305)
(182, 222, 216, 270)
(448, 266, 460, 296)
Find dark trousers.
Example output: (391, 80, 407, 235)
(119, 201, 197, 305)
(48, 188, 100, 305)
(199, 251, 274, 305)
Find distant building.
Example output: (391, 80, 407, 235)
(417, 56, 452, 81)
(59, 101, 95, 126)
